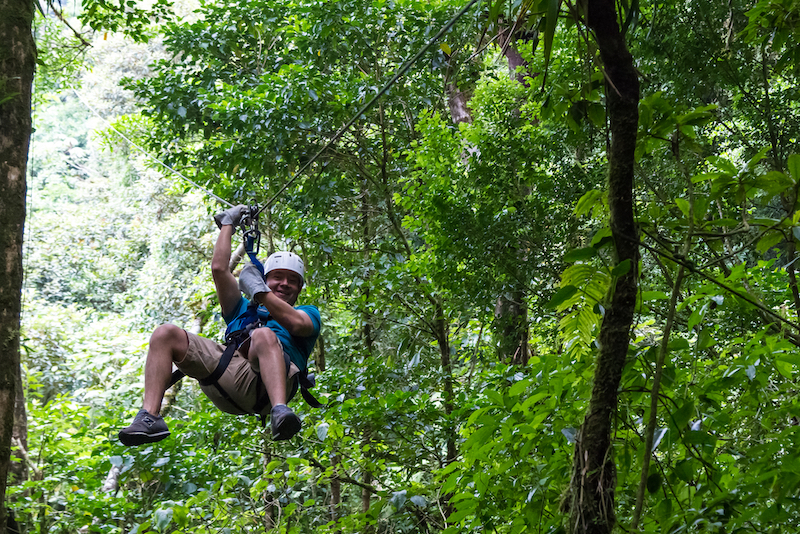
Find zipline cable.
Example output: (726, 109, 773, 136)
(72, 0, 481, 214)
(256, 0, 482, 217)
(72, 89, 235, 208)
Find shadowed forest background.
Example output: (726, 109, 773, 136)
(4, 0, 800, 532)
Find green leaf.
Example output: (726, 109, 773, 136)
(391, 490, 407, 510)
(674, 459, 695, 482)
(464, 423, 497, 452)
(587, 103, 605, 127)
(539, 0, 562, 89)
(775, 359, 794, 378)
(485, 389, 504, 407)
(646, 472, 662, 493)
(154, 508, 173, 532)
(574, 189, 603, 216)
(564, 247, 597, 263)
(611, 259, 631, 277)
(672, 400, 695, 430)
(788, 154, 800, 184)
(697, 328, 716, 349)
(745, 145, 771, 170)
(675, 197, 690, 218)
(508, 378, 530, 397)
(641, 291, 669, 301)
(756, 230, 784, 254)
(708, 156, 737, 175)
(545, 285, 578, 309)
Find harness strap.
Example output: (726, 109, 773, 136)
(169, 368, 185, 387)
(198, 341, 237, 388)
(298, 371, 325, 408)
(198, 342, 249, 414)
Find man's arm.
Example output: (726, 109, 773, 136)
(211, 225, 243, 318)
(255, 293, 315, 337)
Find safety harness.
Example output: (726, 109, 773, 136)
(168, 206, 323, 421)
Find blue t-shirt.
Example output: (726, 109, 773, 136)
(223, 297, 321, 371)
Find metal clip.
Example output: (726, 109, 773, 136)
(242, 204, 261, 256)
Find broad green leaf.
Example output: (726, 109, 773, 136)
(746, 145, 771, 170)
(756, 230, 784, 254)
(564, 247, 597, 263)
(641, 291, 669, 301)
(672, 400, 695, 430)
(464, 424, 497, 452)
(674, 459, 695, 482)
(154, 508, 173, 531)
(485, 389, 504, 407)
(788, 154, 800, 184)
(611, 259, 631, 277)
(708, 156, 737, 175)
(687, 303, 707, 331)
(574, 189, 603, 216)
(675, 197, 690, 218)
(777, 352, 800, 366)
(545, 285, 578, 309)
(391, 490, 407, 510)
(587, 103, 605, 127)
(508, 378, 531, 397)
(776, 359, 795, 378)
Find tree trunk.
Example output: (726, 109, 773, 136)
(9, 367, 27, 484)
(567, 1, 640, 533)
(0, 0, 35, 527)
(495, 290, 529, 365)
(446, 83, 472, 124)
(330, 454, 341, 523)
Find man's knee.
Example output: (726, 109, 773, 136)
(150, 324, 188, 357)
(249, 327, 279, 352)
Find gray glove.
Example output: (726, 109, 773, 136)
(239, 263, 271, 300)
(214, 204, 249, 229)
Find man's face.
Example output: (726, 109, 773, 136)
(266, 269, 303, 305)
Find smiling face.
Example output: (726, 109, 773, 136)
(266, 269, 303, 305)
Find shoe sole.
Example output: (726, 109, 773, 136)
(272, 416, 301, 440)
(119, 430, 170, 447)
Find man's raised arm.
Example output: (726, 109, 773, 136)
(212, 205, 248, 317)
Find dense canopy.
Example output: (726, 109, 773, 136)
(3, 0, 800, 533)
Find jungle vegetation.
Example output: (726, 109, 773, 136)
(3, 0, 800, 533)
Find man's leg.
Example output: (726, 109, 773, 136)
(143, 324, 189, 415)
(249, 328, 301, 440)
(119, 324, 188, 446)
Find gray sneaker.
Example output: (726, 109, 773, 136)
(271, 405, 301, 440)
(119, 409, 170, 446)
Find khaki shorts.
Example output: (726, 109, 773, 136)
(176, 331, 300, 418)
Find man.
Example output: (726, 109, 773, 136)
(118, 205, 321, 445)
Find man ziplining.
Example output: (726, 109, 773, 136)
(119, 205, 322, 445)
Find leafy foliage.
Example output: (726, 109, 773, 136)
(14, 0, 800, 533)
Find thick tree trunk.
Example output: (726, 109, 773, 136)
(0, 0, 35, 528)
(567, 1, 640, 533)
(446, 83, 472, 124)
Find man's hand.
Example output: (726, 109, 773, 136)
(214, 204, 249, 229)
(239, 263, 271, 299)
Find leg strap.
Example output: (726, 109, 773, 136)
(197, 342, 249, 414)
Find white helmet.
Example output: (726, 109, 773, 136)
(264, 251, 305, 284)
